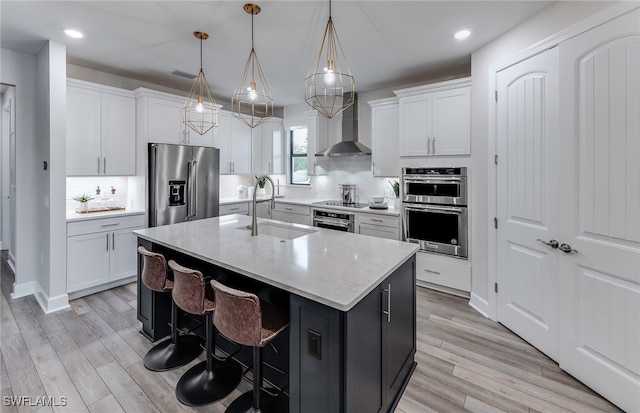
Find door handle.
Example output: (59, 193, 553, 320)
(536, 239, 559, 249)
(559, 243, 578, 254)
(192, 160, 198, 218)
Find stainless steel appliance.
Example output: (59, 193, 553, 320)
(338, 183, 357, 204)
(312, 200, 368, 209)
(149, 143, 220, 227)
(402, 167, 467, 205)
(402, 167, 468, 258)
(312, 209, 355, 232)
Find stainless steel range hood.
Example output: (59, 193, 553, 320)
(315, 94, 371, 157)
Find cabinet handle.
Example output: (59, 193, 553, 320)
(431, 137, 436, 155)
(424, 269, 441, 275)
(106, 233, 109, 251)
(427, 137, 432, 155)
(100, 223, 120, 227)
(97, 157, 101, 174)
(371, 218, 384, 223)
(112, 232, 115, 250)
(382, 284, 391, 322)
(284, 207, 293, 211)
(103, 157, 106, 174)
(230, 207, 240, 211)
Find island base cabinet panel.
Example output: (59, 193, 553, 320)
(290, 255, 416, 413)
(136, 239, 171, 342)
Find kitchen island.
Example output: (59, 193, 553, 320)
(134, 214, 418, 413)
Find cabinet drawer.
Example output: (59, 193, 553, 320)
(359, 213, 399, 228)
(358, 223, 399, 240)
(67, 214, 146, 237)
(219, 202, 249, 216)
(416, 251, 471, 292)
(273, 203, 309, 216)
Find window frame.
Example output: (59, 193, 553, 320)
(289, 126, 310, 185)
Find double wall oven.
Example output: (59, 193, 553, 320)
(402, 167, 468, 259)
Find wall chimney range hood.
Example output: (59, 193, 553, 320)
(315, 94, 371, 157)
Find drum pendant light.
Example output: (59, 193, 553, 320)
(231, 3, 273, 129)
(304, 0, 355, 119)
(184, 31, 219, 136)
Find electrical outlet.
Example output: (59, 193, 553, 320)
(307, 330, 321, 360)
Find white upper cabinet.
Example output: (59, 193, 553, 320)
(135, 88, 218, 147)
(214, 111, 251, 174)
(305, 111, 332, 176)
(369, 97, 399, 177)
(252, 118, 284, 175)
(67, 79, 136, 176)
(395, 77, 471, 157)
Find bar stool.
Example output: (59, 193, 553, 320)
(210, 279, 289, 413)
(137, 246, 203, 371)
(169, 260, 242, 406)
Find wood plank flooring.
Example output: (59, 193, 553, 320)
(0, 251, 623, 413)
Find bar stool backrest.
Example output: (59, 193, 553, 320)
(210, 280, 262, 347)
(138, 246, 172, 292)
(168, 260, 209, 315)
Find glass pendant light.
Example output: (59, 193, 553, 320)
(231, 3, 273, 129)
(304, 0, 355, 119)
(184, 31, 219, 136)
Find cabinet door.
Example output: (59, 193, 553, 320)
(431, 87, 470, 155)
(67, 232, 110, 292)
(399, 94, 431, 156)
(148, 97, 185, 144)
(272, 121, 284, 174)
(371, 103, 399, 176)
(358, 223, 398, 240)
(101, 93, 136, 175)
(109, 227, 140, 282)
(383, 257, 416, 409)
(271, 210, 309, 225)
(214, 112, 232, 174)
(230, 116, 252, 174)
(306, 113, 328, 176)
(251, 123, 266, 174)
(67, 87, 102, 175)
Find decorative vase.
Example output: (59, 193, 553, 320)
(78, 202, 89, 212)
(257, 187, 266, 196)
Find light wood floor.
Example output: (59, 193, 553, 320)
(0, 251, 623, 413)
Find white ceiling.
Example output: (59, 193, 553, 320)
(1, 1, 553, 107)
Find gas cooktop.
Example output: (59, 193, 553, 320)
(312, 200, 369, 209)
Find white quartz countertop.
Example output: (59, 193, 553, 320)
(220, 196, 401, 216)
(134, 214, 417, 311)
(66, 209, 145, 222)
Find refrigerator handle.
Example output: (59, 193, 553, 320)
(150, 145, 158, 227)
(186, 160, 193, 220)
(192, 160, 198, 218)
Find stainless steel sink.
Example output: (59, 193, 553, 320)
(238, 222, 316, 240)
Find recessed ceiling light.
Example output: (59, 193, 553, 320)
(64, 29, 84, 39)
(454, 29, 471, 40)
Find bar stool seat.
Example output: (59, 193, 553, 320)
(169, 260, 242, 407)
(137, 246, 203, 371)
(210, 279, 289, 413)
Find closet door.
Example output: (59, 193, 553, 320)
(495, 47, 560, 361)
(558, 9, 640, 413)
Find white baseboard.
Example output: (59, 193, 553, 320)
(416, 280, 470, 299)
(469, 292, 494, 321)
(34, 289, 70, 314)
(11, 280, 37, 299)
(67, 276, 136, 301)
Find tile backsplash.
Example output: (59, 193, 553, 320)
(66, 177, 135, 211)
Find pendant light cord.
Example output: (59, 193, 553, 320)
(251, 11, 255, 50)
(329, 0, 332, 19)
(200, 36, 203, 70)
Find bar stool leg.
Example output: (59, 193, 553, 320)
(175, 314, 242, 406)
(143, 299, 203, 371)
(226, 347, 280, 413)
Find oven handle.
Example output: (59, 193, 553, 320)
(313, 218, 353, 229)
(403, 204, 464, 214)
(403, 177, 462, 183)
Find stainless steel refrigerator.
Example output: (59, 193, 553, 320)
(148, 143, 219, 227)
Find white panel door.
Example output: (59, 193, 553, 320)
(496, 47, 560, 361)
(66, 86, 101, 175)
(558, 9, 640, 412)
(101, 93, 136, 175)
(67, 232, 110, 292)
(109, 228, 140, 282)
(431, 88, 470, 155)
(398, 94, 431, 156)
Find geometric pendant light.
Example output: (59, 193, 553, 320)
(304, 0, 355, 119)
(184, 31, 219, 136)
(231, 3, 274, 129)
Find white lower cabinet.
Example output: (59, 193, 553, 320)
(219, 202, 249, 216)
(67, 214, 145, 294)
(358, 212, 400, 240)
(271, 203, 310, 225)
(416, 251, 471, 294)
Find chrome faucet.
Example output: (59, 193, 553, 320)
(251, 175, 276, 236)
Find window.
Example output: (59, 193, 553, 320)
(290, 126, 309, 185)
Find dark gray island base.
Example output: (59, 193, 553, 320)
(135, 216, 417, 413)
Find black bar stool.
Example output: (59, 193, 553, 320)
(169, 260, 242, 406)
(137, 246, 203, 371)
(210, 279, 289, 413)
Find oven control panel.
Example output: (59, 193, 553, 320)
(403, 167, 465, 176)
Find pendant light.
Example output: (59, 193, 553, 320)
(304, 0, 355, 119)
(184, 31, 219, 136)
(231, 3, 273, 129)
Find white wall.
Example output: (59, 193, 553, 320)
(1, 47, 38, 296)
(468, 1, 614, 318)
